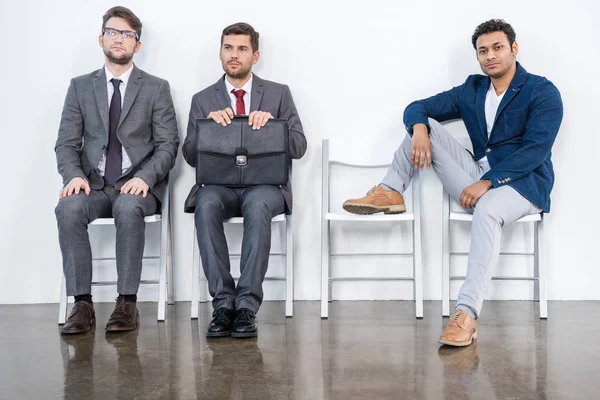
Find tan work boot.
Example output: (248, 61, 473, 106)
(439, 309, 477, 347)
(343, 185, 406, 215)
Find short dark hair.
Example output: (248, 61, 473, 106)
(471, 19, 516, 49)
(221, 22, 259, 52)
(102, 6, 142, 40)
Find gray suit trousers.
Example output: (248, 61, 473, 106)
(381, 119, 540, 317)
(55, 183, 157, 296)
(194, 185, 285, 313)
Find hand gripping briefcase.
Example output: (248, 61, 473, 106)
(196, 116, 290, 187)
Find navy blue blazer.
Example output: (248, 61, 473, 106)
(403, 62, 563, 212)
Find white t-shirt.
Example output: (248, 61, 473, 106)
(477, 83, 506, 173)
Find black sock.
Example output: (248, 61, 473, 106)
(74, 294, 92, 303)
(119, 294, 137, 302)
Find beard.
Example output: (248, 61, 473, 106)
(223, 62, 252, 80)
(104, 47, 134, 65)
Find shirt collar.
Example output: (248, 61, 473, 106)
(224, 74, 253, 95)
(105, 64, 134, 88)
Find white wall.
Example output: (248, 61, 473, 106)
(1, 0, 599, 304)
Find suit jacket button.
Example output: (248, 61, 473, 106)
(93, 169, 98, 173)
(486, 148, 491, 153)
(102, 145, 107, 150)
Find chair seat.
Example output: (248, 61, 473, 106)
(89, 215, 161, 225)
(449, 211, 541, 222)
(225, 214, 286, 224)
(326, 212, 414, 222)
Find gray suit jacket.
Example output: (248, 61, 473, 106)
(55, 65, 179, 202)
(183, 74, 307, 213)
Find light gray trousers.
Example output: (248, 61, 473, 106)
(194, 185, 285, 313)
(55, 182, 158, 296)
(381, 119, 540, 317)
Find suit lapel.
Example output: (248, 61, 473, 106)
(494, 63, 527, 125)
(250, 74, 264, 112)
(475, 77, 489, 140)
(214, 76, 233, 111)
(93, 68, 109, 135)
(118, 65, 143, 128)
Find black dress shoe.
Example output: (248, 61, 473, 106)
(106, 296, 139, 332)
(231, 308, 258, 338)
(62, 300, 95, 334)
(207, 308, 237, 337)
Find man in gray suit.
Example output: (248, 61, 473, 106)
(55, 6, 179, 334)
(183, 22, 307, 338)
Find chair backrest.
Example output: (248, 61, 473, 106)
(322, 138, 419, 214)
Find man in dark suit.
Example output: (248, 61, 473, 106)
(55, 6, 179, 334)
(183, 22, 307, 338)
(344, 19, 562, 346)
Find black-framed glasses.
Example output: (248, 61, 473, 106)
(103, 27, 139, 41)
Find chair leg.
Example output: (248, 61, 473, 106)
(167, 210, 175, 305)
(285, 216, 294, 318)
(536, 216, 548, 319)
(157, 219, 168, 322)
(321, 220, 330, 319)
(413, 220, 424, 319)
(58, 275, 68, 325)
(442, 190, 451, 317)
(191, 227, 200, 319)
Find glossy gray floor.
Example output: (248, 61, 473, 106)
(1, 301, 598, 399)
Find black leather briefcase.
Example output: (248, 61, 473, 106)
(196, 116, 290, 187)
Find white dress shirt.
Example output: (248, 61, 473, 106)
(477, 83, 506, 174)
(97, 64, 134, 176)
(224, 74, 252, 115)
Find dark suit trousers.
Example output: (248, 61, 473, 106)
(194, 185, 285, 313)
(55, 182, 158, 296)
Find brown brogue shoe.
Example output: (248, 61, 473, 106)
(106, 297, 139, 332)
(439, 309, 477, 347)
(343, 185, 406, 215)
(61, 300, 95, 335)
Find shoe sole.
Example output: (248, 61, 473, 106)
(438, 331, 477, 347)
(105, 314, 139, 332)
(343, 203, 406, 215)
(61, 317, 96, 335)
(231, 331, 258, 338)
(206, 330, 232, 337)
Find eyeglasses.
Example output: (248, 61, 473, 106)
(103, 27, 139, 41)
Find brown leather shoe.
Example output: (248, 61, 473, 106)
(61, 300, 95, 335)
(343, 185, 406, 215)
(439, 309, 477, 347)
(106, 297, 139, 332)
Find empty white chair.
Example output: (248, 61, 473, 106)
(58, 179, 173, 324)
(191, 208, 294, 318)
(321, 138, 423, 319)
(442, 189, 547, 319)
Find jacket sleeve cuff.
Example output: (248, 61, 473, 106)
(405, 118, 431, 136)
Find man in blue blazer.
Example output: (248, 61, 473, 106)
(344, 19, 563, 346)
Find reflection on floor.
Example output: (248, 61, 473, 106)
(0, 301, 598, 399)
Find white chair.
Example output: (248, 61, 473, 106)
(58, 178, 174, 324)
(191, 203, 294, 319)
(321, 138, 423, 319)
(442, 189, 547, 319)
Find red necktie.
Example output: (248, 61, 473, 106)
(232, 89, 246, 115)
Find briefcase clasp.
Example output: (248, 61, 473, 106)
(236, 155, 247, 166)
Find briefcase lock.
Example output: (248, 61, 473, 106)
(236, 155, 248, 166)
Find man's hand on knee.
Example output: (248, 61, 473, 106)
(411, 124, 432, 170)
(460, 180, 492, 209)
(120, 177, 149, 198)
(59, 177, 90, 198)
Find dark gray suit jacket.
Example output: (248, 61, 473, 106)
(55, 65, 179, 202)
(183, 74, 307, 213)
